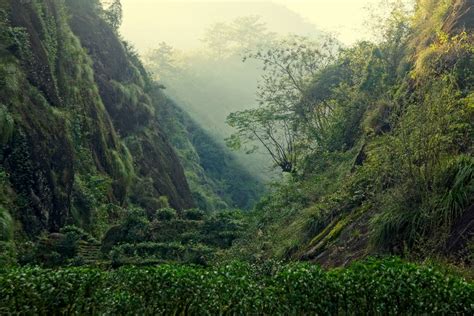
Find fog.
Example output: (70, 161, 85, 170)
(116, 0, 398, 179)
(120, 0, 378, 53)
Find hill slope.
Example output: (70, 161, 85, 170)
(0, 0, 259, 245)
(232, 0, 473, 266)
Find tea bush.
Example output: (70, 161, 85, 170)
(0, 258, 472, 315)
(110, 242, 214, 267)
(153, 207, 177, 221)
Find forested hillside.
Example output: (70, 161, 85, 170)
(152, 90, 264, 210)
(230, 0, 473, 266)
(0, 0, 260, 265)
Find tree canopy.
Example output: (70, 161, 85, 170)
(226, 36, 337, 172)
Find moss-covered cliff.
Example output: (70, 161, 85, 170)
(0, 0, 194, 239)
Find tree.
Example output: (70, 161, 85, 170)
(231, 16, 273, 53)
(103, 0, 123, 31)
(201, 16, 275, 58)
(146, 42, 180, 81)
(201, 22, 235, 59)
(227, 106, 298, 173)
(226, 36, 337, 173)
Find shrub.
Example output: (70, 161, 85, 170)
(13, 226, 100, 267)
(109, 242, 214, 267)
(153, 207, 177, 221)
(0, 241, 15, 267)
(0, 206, 12, 241)
(60, 225, 98, 244)
(0, 258, 472, 315)
(147, 219, 202, 243)
(182, 208, 206, 221)
(436, 155, 474, 226)
(101, 210, 150, 253)
(0, 104, 14, 145)
(200, 211, 246, 248)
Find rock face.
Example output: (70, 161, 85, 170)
(65, 0, 194, 211)
(0, 0, 193, 237)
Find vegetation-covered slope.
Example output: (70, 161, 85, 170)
(0, 0, 265, 268)
(231, 0, 473, 267)
(154, 92, 264, 210)
(0, 0, 227, 247)
(67, 0, 263, 212)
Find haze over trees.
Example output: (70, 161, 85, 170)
(145, 15, 281, 178)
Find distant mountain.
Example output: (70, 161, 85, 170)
(120, 0, 321, 52)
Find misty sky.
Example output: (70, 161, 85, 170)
(120, 0, 380, 53)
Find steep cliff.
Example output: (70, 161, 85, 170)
(0, 0, 194, 238)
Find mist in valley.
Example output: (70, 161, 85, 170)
(118, 0, 377, 179)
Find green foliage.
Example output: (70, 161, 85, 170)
(1, 0, 472, 283)
(0, 104, 14, 145)
(0, 19, 31, 61)
(182, 208, 205, 221)
(70, 174, 120, 237)
(154, 89, 264, 210)
(69, 0, 102, 11)
(110, 144, 135, 202)
(103, 0, 123, 31)
(369, 75, 473, 252)
(111, 209, 149, 245)
(200, 211, 246, 248)
(0, 258, 472, 314)
(153, 207, 177, 221)
(145, 30, 274, 185)
(17, 226, 99, 267)
(0, 169, 14, 252)
(438, 155, 474, 221)
(100, 206, 246, 267)
(148, 218, 202, 244)
(414, 31, 474, 87)
(231, 148, 362, 260)
(110, 242, 214, 267)
(227, 36, 338, 172)
(31, 0, 60, 72)
(411, 0, 452, 49)
(60, 225, 99, 244)
(109, 80, 154, 120)
(0, 188, 12, 240)
(234, 0, 474, 264)
(0, 240, 16, 267)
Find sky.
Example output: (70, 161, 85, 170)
(120, 0, 380, 53)
(265, 0, 377, 43)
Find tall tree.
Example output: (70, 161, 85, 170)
(146, 42, 180, 81)
(104, 0, 123, 31)
(227, 36, 336, 173)
(201, 16, 275, 58)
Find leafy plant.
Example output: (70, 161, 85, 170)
(0, 258, 472, 314)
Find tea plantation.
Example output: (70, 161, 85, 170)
(0, 258, 472, 315)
